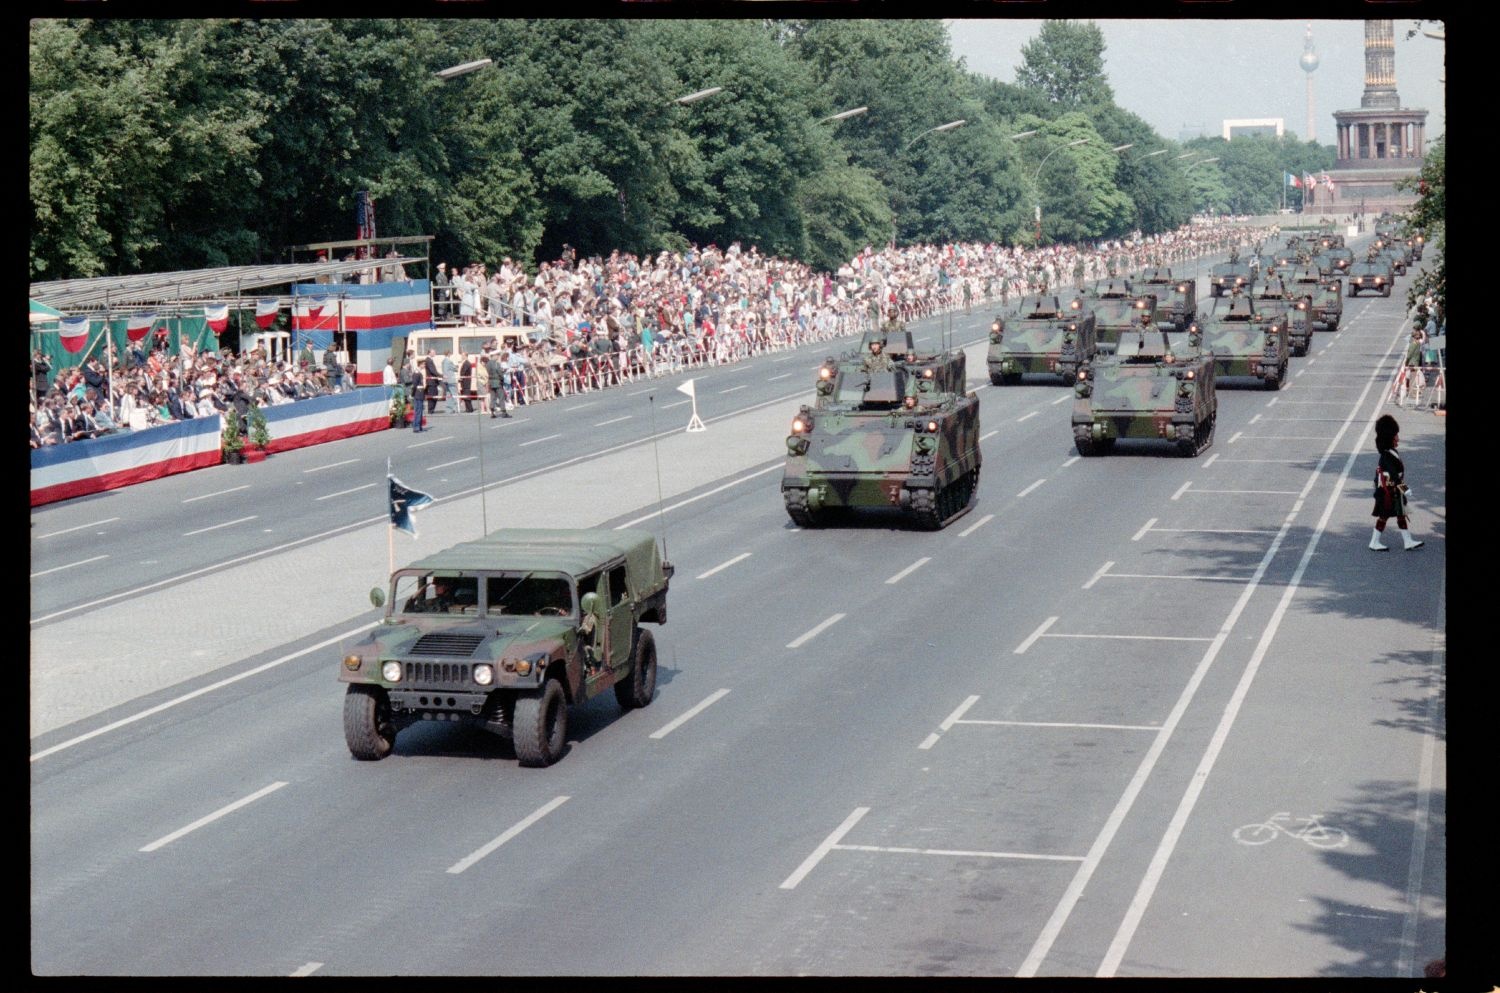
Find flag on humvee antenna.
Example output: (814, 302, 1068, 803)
(388, 459, 433, 538)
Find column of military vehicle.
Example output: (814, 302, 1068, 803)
(1083, 277, 1156, 356)
(1136, 267, 1197, 331)
(986, 293, 1097, 385)
(1070, 317, 1217, 457)
(1198, 292, 1290, 389)
(1254, 275, 1312, 357)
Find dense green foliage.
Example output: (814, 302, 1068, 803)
(1396, 135, 1444, 315)
(31, 18, 1338, 281)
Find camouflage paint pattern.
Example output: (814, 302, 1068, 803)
(1135, 267, 1197, 331)
(815, 320, 965, 408)
(1348, 261, 1394, 297)
(1084, 278, 1157, 354)
(1199, 295, 1289, 387)
(986, 295, 1096, 383)
(1310, 280, 1344, 330)
(1071, 326, 1217, 455)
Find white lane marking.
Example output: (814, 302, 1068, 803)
(958, 513, 993, 537)
(1212, 458, 1311, 464)
(697, 553, 751, 580)
(32, 624, 371, 760)
(1202, 453, 1219, 467)
(1032, 314, 1415, 979)
(1248, 414, 1260, 425)
(919, 694, 981, 750)
(1189, 488, 1301, 496)
(1061, 456, 1081, 468)
(649, 689, 731, 740)
(1294, 368, 1305, 377)
(489, 417, 527, 429)
(446, 796, 570, 875)
(1051, 393, 1071, 405)
(183, 515, 257, 537)
(615, 464, 783, 530)
(1082, 561, 1113, 590)
(1227, 431, 1242, 444)
(834, 843, 1084, 862)
(35, 517, 120, 539)
(958, 720, 1160, 731)
(1306, 357, 1316, 365)
(980, 430, 999, 442)
(627, 386, 656, 396)
(1016, 479, 1045, 499)
(885, 557, 931, 585)
(182, 485, 250, 504)
(719, 384, 748, 394)
(407, 436, 449, 448)
(780, 807, 869, 890)
(519, 433, 563, 447)
(30, 554, 109, 579)
(1266, 396, 1278, 407)
(316, 483, 378, 502)
(1017, 411, 1038, 423)
(1043, 633, 1214, 643)
(1232, 436, 1336, 442)
(1093, 571, 1258, 582)
(302, 459, 361, 474)
(593, 415, 633, 427)
(787, 613, 846, 649)
(971, 383, 990, 392)
(1131, 519, 1157, 542)
(1170, 482, 1191, 501)
(661, 400, 689, 410)
(1014, 617, 1058, 655)
(290, 963, 323, 977)
(427, 457, 477, 472)
(771, 354, 799, 363)
(565, 401, 598, 411)
(140, 781, 289, 852)
(767, 373, 793, 382)
(1150, 527, 1279, 534)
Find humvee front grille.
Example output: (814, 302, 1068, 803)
(404, 661, 472, 686)
(410, 633, 485, 658)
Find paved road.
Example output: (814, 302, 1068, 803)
(30, 244, 1445, 977)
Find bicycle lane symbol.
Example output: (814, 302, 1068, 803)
(1234, 812, 1349, 849)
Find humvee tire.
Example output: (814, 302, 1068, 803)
(344, 685, 395, 760)
(514, 679, 567, 767)
(614, 628, 657, 710)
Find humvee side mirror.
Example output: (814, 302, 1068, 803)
(580, 591, 599, 614)
(370, 587, 386, 609)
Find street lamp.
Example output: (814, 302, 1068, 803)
(905, 119, 966, 152)
(1009, 129, 1039, 140)
(1143, 149, 1169, 158)
(819, 106, 868, 124)
(435, 58, 492, 80)
(674, 86, 724, 106)
(1029, 137, 1089, 244)
(1110, 142, 1134, 153)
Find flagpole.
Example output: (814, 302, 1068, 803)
(387, 457, 395, 577)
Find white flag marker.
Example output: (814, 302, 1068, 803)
(679, 378, 706, 432)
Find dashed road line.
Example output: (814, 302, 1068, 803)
(1131, 519, 1156, 542)
(780, 807, 869, 890)
(697, 553, 751, 580)
(447, 796, 571, 874)
(519, 433, 563, 447)
(787, 613, 845, 649)
(35, 518, 119, 539)
(183, 515, 257, 537)
(1014, 616, 1058, 655)
(649, 689, 731, 740)
(302, 459, 361, 474)
(1017, 411, 1038, 423)
(183, 486, 250, 504)
(30, 555, 108, 579)
(316, 483, 378, 502)
(427, 457, 477, 472)
(594, 416, 633, 427)
(884, 557, 931, 585)
(140, 781, 289, 852)
(1016, 479, 1045, 498)
(1082, 561, 1113, 590)
(958, 513, 993, 537)
(1170, 482, 1191, 501)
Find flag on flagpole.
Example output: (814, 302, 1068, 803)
(59, 315, 90, 354)
(676, 379, 696, 398)
(388, 460, 434, 538)
(254, 298, 280, 329)
(1285, 172, 1301, 188)
(1304, 172, 1316, 190)
(205, 304, 230, 334)
(126, 311, 156, 343)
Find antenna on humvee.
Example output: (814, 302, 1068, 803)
(645, 393, 669, 561)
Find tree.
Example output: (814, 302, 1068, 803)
(1396, 135, 1444, 315)
(1015, 21, 1114, 110)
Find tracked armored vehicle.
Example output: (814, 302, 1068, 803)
(1348, 259, 1393, 297)
(339, 529, 672, 767)
(1085, 278, 1156, 355)
(1200, 294, 1289, 389)
(1310, 278, 1344, 331)
(987, 294, 1096, 385)
(1071, 320, 1217, 457)
(1254, 276, 1312, 357)
(1210, 257, 1255, 298)
(1136, 267, 1197, 331)
(782, 365, 981, 530)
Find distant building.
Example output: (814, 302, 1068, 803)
(1223, 118, 1284, 140)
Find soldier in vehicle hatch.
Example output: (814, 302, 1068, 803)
(862, 337, 894, 373)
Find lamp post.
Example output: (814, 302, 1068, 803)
(1142, 149, 1169, 159)
(904, 118, 966, 152)
(1030, 137, 1089, 245)
(819, 106, 868, 124)
(674, 86, 723, 106)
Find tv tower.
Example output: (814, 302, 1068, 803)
(1300, 23, 1320, 141)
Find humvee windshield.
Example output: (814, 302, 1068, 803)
(394, 571, 574, 617)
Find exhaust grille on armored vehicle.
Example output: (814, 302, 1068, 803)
(409, 633, 486, 658)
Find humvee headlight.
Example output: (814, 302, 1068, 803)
(381, 661, 403, 683)
(473, 664, 494, 686)
(344, 654, 362, 671)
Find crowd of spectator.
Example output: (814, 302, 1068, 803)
(32, 215, 1261, 447)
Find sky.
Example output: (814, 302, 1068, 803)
(947, 19, 1445, 147)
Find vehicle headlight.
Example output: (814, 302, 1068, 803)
(818, 366, 834, 380)
(474, 664, 494, 686)
(343, 654, 363, 672)
(382, 661, 403, 683)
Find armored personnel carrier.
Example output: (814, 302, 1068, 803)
(1408, 230, 1426, 261)
(1071, 319, 1217, 457)
(1310, 279, 1344, 331)
(782, 364, 981, 529)
(1084, 278, 1156, 355)
(1255, 275, 1312, 357)
(1348, 259, 1394, 297)
(340, 528, 672, 767)
(987, 294, 1097, 385)
(1200, 293, 1290, 389)
(815, 321, 966, 409)
(1210, 255, 1255, 298)
(1324, 246, 1355, 275)
(1136, 267, 1197, 331)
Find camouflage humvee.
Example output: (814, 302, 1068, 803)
(1348, 259, 1394, 297)
(1071, 320, 1217, 457)
(782, 365, 981, 530)
(1200, 294, 1290, 389)
(340, 528, 671, 767)
(815, 320, 966, 408)
(1135, 267, 1197, 331)
(986, 294, 1097, 385)
(1084, 278, 1157, 355)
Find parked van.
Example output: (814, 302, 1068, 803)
(395, 324, 535, 369)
